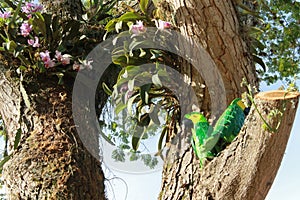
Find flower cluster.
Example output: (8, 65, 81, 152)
(0, 1, 91, 72)
(130, 20, 172, 37)
(55, 51, 71, 66)
(39, 50, 71, 68)
(72, 59, 93, 71)
(40, 51, 55, 68)
(20, 22, 32, 37)
(22, 2, 43, 17)
(130, 20, 147, 36)
(0, 11, 11, 19)
(155, 19, 172, 30)
(28, 36, 40, 48)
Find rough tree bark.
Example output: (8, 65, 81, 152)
(157, 0, 258, 104)
(158, 0, 299, 200)
(0, 66, 106, 199)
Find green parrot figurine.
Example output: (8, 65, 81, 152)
(184, 112, 218, 167)
(185, 98, 249, 167)
(212, 98, 249, 151)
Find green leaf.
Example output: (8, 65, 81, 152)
(120, 144, 131, 150)
(132, 126, 145, 151)
(112, 31, 131, 45)
(139, 0, 149, 14)
(152, 74, 162, 87)
(157, 68, 169, 79)
(115, 102, 127, 115)
(138, 113, 151, 126)
(112, 148, 125, 162)
(102, 82, 113, 96)
(33, 12, 46, 36)
(117, 65, 142, 83)
(127, 94, 139, 116)
(105, 19, 118, 32)
(112, 55, 128, 65)
(129, 39, 153, 54)
(6, 40, 17, 52)
(149, 104, 161, 125)
(51, 15, 60, 32)
(140, 84, 152, 104)
(111, 121, 118, 131)
(236, 2, 259, 17)
(14, 128, 21, 150)
(252, 38, 265, 51)
(129, 152, 140, 161)
(118, 12, 144, 22)
(9, 0, 22, 26)
(128, 79, 135, 91)
(20, 81, 31, 108)
(252, 54, 266, 72)
(249, 27, 264, 35)
(157, 126, 167, 153)
(0, 154, 11, 172)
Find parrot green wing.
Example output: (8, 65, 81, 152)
(213, 98, 247, 143)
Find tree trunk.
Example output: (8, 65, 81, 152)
(0, 66, 106, 199)
(158, 0, 298, 199)
(157, 0, 258, 106)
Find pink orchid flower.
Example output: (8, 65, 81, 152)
(82, 59, 93, 70)
(0, 11, 11, 19)
(44, 59, 55, 68)
(20, 22, 32, 37)
(155, 19, 172, 30)
(22, 2, 43, 14)
(55, 50, 63, 62)
(40, 51, 55, 68)
(131, 20, 146, 36)
(40, 50, 51, 62)
(61, 55, 71, 65)
(55, 51, 71, 65)
(28, 36, 40, 47)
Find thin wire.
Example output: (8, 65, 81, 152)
(103, 163, 129, 200)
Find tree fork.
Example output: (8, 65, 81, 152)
(191, 90, 300, 200)
(159, 90, 299, 200)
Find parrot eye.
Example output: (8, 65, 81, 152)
(244, 107, 250, 115)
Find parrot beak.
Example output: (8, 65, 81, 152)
(182, 118, 193, 128)
(244, 107, 250, 116)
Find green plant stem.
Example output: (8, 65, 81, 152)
(246, 84, 276, 132)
